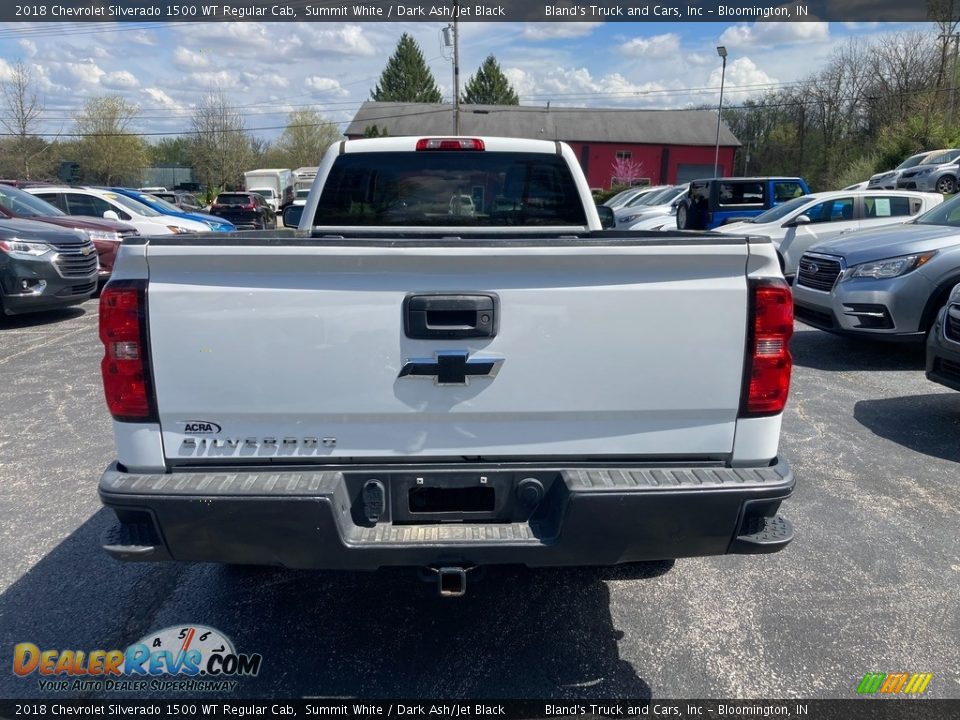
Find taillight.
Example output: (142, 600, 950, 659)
(415, 138, 485, 151)
(99, 280, 156, 422)
(740, 279, 793, 416)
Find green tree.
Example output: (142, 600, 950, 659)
(190, 89, 253, 191)
(270, 109, 342, 167)
(0, 60, 54, 179)
(72, 96, 148, 185)
(461, 55, 519, 105)
(363, 125, 389, 137)
(150, 136, 192, 166)
(371, 33, 442, 103)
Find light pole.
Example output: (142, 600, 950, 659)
(713, 45, 727, 178)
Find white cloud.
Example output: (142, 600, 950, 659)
(708, 57, 778, 98)
(843, 22, 880, 30)
(185, 70, 241, 90)
(18, 39, 37, 57)
(142, 88, 186, 113)
(523, 23, 603, 40)
(173, 47, 210, 70)
(306, 25, 376, 56)
(719, 22, 829, 49)
(619, 33, 681, 59)
(129, 30, 156, 46)
(503, 68, 537, 98)
(61, 61, 106, 85)
(103, 70, 138, 90)
(686, 52, 714, 67)
(305, 76, 348, 96)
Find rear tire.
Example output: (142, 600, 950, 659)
(676, 203, 689, 230)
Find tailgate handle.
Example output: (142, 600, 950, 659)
(404, 293, 498, 339)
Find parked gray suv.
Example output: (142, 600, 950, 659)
(793, 193, 960, 341)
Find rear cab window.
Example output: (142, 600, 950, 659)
(312, 151, 588, 227)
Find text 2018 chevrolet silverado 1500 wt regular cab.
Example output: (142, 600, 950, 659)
(97, 137, 795, 595)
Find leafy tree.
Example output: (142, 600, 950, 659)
(72, 96, 148, 185)
(461, 55, 519, 105)
(270, 109, 342, 167)
(0, 60, 53, 179)
(150, 136, 192, 166)
(190, 89, 253, 191)
(371, 33, 442, 103)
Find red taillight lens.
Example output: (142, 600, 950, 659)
(415, 138, 485, 151)
(741, 279, 793, 416)
(99, 281, 155, 422)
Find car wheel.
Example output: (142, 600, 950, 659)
(676, 204, 689, 230)
(936, 175, 957, 194)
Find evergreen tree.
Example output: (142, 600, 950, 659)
(461, 55, 519, 105)
(371, 33, 442, 103)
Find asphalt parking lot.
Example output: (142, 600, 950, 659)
(0, 300, 958, 700)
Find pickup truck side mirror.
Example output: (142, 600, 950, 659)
(103, 210, 120, 221)
(786, 214, 811, 227)
(596, 205, 615, 230)
(282, 205, 304, 228)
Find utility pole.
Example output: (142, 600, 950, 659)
(443, 8, 461, 134)
(938, 30, 960, 125)
(453, 8, 461, 134)
(713, 46, 727, 177)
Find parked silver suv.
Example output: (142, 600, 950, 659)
(792, 192, 960, 341)
(896, 148, 960, 194)
(867, 150, 940, 190)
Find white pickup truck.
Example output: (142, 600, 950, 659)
(97, 136, 795, 596)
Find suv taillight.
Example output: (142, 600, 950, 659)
(740, 279, 793, 416)
(99, 280, 156, 422)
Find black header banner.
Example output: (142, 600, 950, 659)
(1, 0, 957, 23)
(1, 699, 959, 719)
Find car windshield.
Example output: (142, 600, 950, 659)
(913, 193, 960, 226)
(252, 189, 275, 199)
(896, 154, 930, 170)
(0, 184, 66, 217)
(625, 188, 670, 207)
(296, 190, 310, 199)
(749, 196, 812, 224)
(104, 192, 163, 217)
(637, 187, 678, 206)
(141, 194, 184, 213)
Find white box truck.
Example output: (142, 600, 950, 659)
(243, 169, 294, 213)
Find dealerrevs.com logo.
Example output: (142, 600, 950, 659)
(13, 625, 262, 693)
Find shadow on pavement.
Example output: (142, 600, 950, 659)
(0, 306, 88, 329)
(0, 509, 657, 700)
(790, 328, 926, 372)
(854, 393, 960, 462)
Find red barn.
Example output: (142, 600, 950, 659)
(346, 102, 740, 189)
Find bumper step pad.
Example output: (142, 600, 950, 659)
(729, 514, 794, 554)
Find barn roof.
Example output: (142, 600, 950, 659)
(346, 101, 740, 147)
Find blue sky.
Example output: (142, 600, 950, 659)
(0, 20, 928, 142)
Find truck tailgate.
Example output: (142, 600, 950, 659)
(144, 240, 750, 463)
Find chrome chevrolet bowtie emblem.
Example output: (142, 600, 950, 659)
(81, 245, 95, 255)
(398, 351, 504, 386)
